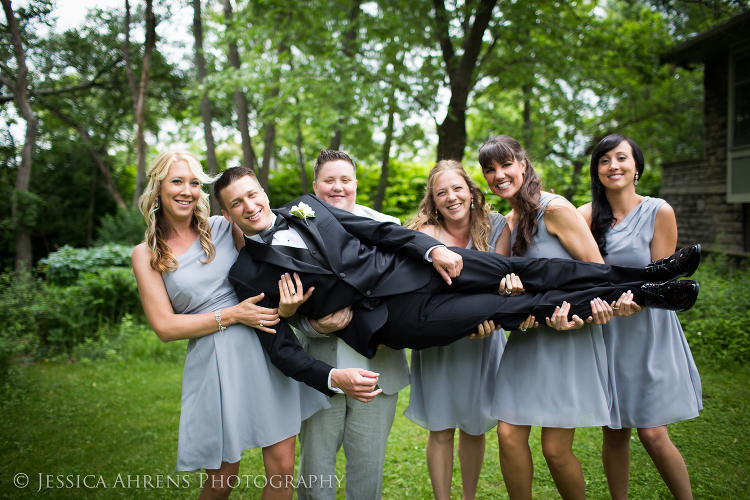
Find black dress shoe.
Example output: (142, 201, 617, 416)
(641, 280, 699, 312)
(645, 244, 701, 282)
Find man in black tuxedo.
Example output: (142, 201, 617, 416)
(217, 167, 699, 395)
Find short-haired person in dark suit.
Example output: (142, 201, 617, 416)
(215, 166, 700, 397)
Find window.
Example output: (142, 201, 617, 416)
(728, 48, 750, 203)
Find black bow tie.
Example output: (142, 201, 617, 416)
(258, 215, 289, 244)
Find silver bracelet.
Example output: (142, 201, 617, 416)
(214, 310, 227, 333)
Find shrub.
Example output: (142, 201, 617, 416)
(679, 253, 750, 364)
(94, 205, 146, 247)
(0, 271, 41, 381)
(38, 244, 133, 285)
(72, 314, 185, 363)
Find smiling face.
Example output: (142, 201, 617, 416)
(313, 160, 357, 213)
(482, 156, 526, 200)
(219, 174, 274, 236)
(158, 160, 202, 221)
(597, 140, 638, 191)
(432, 170, 472, 223)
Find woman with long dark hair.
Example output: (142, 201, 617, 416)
(579, 134, 701, 500)
(131, 151, 328, 500)
(480, 135, 616, 500)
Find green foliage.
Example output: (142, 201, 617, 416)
(94, 206, 146, 247)
(38, 244, 133, 285)
(680, 253, 750, 364)
(71, 314, 185, 363)
(0, 271, 41, 383)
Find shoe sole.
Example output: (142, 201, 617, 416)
(678, 282, 699, 312)
(682, 244, 701, 279)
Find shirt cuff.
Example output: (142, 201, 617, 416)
(424, 244, 445, 262)
(327, 370, 345, 394)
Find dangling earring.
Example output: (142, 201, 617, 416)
(634, 173, 639, 186)
(471, 198, 475, 209)
(522, 171, 526, 178)
(154, 197, 160, 210)
(484, 188, 489, 194)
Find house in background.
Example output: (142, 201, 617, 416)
(661, 10, 750, 258)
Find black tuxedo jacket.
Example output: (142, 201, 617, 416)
(228, 194, 444, 394)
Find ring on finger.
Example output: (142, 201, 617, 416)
(260, 320, 264, 327)
(505, 289, 512, 296)
(291, 290, 296, 295)
(612, 307, 619, 310)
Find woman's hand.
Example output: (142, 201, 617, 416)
(498, 273, 525, 297)
(545, 301, 585, 331)
(231, 293, 280, 334)
(278, 273, 314, 318)
(585, 298, 615, 325)
(611, 290, 642, 318)
(517, 315, 539, 332)
(469, 319, 496, 339)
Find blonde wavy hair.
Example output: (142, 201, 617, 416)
(138, 150, 216, 273)
(407, 160, 492, 252)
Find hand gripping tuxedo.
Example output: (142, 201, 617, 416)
(228, 194, 661, 395)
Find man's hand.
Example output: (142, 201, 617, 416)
(330, 368, 382, 402)
(309, 306, 354, 334)
(430, 246, 463, 285)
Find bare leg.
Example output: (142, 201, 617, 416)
(602, 427, 632, 500)
(458, 430, 485, 500)
(261, 435, 297, 500)
(637, 426, 693, 500)
(199, 461, 240, 500)
(541, 427, 585, 500)
(427, 428, 456, 500)
(497, 422, 533, 500)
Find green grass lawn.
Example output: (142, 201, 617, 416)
(1, 355, 748, 499)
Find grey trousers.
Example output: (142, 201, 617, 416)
(297, 391, 399, 500)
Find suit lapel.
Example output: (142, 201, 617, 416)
(245, 236, 332, 275)
(276, 210, 330, 268)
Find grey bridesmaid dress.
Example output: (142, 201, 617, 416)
(491, 193, 611, 428)
(163, 216, 329, 471)
(602, 197, 702, 429)
(405, 213, 508, 435)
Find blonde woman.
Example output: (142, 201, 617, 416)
(131, 151, 328, 500)
(404, 160, 521, 500)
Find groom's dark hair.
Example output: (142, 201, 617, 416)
(214, 167, 257, 212)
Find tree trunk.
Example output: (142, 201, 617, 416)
(375, 91, 396, 212)
(86, 163, 98, 247)
(222, 0, 259, 175)
(563, 160, 584, 201)
(261, 121, 275, 191)
(125, 0, 157, 205)
(433, 0, 498, 162)
(295, 111, 308, 195)
(193, 0, 220, 214)
(522, 85, 533, 153)
(3, 0, 39, 273)
(328, 0, 361, 150)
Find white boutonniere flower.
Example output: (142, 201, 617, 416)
(289, 202, 316, 225)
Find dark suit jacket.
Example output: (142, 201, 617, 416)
(228, 194, 443, 395)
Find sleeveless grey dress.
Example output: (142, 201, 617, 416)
(163, 216, 329, 471)
(602, 197, 702, 429)
(491, 193, 611, 428)
(405, 213, 508, 435)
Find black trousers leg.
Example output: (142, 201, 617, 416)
(375, 286, 625, 351)
(427, 247, 646, 301)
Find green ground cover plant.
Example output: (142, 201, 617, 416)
(0, 357, 748, 499)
